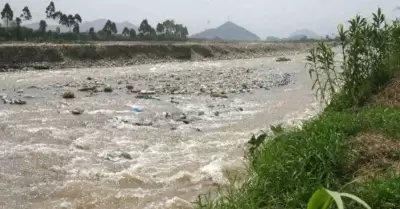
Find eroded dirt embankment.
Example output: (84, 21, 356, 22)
(0, 42, 314, 71)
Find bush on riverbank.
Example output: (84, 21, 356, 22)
(197, 8, 400, 209)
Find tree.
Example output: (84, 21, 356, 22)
(59, 14, 67, 26)
(122, 27, 130, 36)
(129, 28, 136, 38)
(15, 17, 22, 39)
(1, 3, 14, 28)
(156, 23, 165, 34)
(20, 6, 32, 21)
(68, 15, 75, 31)
(162, 20, 176, 35)
(139, 19, 155, 36)
(174, 24, 188, 39)
(45, 1, 56, 19)
(89, 27, 95, 34)
(15, 17, 21, 26)
(102, 20, 117, 38)
(59, 14, 81, 33)
(73, 24, 79, 34)
(39, 20, 47, 34)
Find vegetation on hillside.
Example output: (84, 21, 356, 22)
(0, 1, 189, 42)
(197, 8, 400, 209)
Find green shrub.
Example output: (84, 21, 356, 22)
(104, 87, 113, 92)
(62, 91, 75, 99)
(306, 8, 400, 110)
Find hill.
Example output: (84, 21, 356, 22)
(190, 21, 260, 41)
(23, 19, 137, 33)
(289, 29, 320, 40)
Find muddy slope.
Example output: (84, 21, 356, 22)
(0, 42, 313, 71)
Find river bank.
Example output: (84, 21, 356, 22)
(197, 75, 400, 209)
(198, 8, 400, 208)
(0, 42, 315, 71)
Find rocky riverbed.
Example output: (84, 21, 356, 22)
(0, 52, 320, 209)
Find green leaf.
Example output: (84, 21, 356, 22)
(340, 193, 371, 209)
(325, 189, 344, 209)
(307, 188, 332, 209)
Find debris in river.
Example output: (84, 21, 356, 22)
(128, 104, 142, 113)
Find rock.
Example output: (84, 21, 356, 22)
(126, 85, 134, 90)
(195, 128, 202, 132)
(117, 80, 123, 85)
(105, 151, 133, 161)
(211, 92, 228, 98)
(242, 83, 248, 89)
(16, 89, 24, 93)
(71, 108, 84, 115)
(238, 107, 244, 111)
(276, 57, 291, 62)
(22, 95, 35, 99)
(198, 111, 205, 116)
(10, 99, 26, 105)
(214, 111, 220, 117)
(86, 77, 93, 80)
(139, 90, 156, 95)
(78, 86, 97, 92)
(200, 85, 207, 92)
(170, 97, 179, 104)
(120, 152, 132, 160)
(182, 120, 191, 124)
(171, 112, 187, 121)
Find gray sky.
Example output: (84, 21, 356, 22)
(4, 0, 400, 38)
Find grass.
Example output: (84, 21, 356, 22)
(197, 107, 400, 209)
(62, 91, 75, 99)
(197, 8, 400, 209)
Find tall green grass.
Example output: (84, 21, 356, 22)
(196, 8, 400, 209)
(307, 8, 400, 110)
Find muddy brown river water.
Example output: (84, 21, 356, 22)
(0, 53, 320, 209)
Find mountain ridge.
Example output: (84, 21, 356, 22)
(190, 21, 260, 41)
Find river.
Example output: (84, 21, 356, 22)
(0, 53, 319, 209)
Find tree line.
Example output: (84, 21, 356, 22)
(0, 2, 189, 42)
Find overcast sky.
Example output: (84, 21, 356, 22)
(4, 0, 400, 38)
